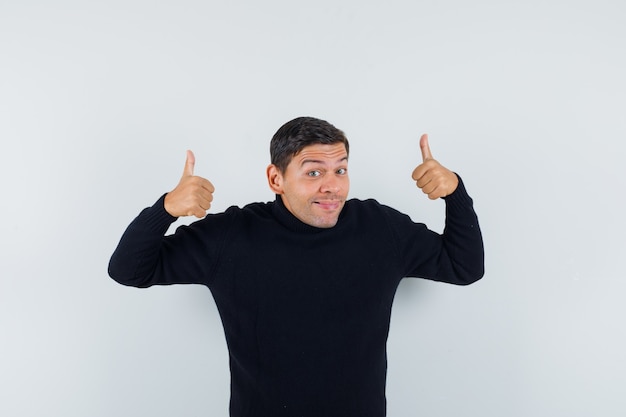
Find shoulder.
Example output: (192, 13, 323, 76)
(175, 201, 271, 232)
(194, 201, 272, 218)
(207, 201, 276, 228)
(345, 198, 406, 215)
(343, 198, 411, 224)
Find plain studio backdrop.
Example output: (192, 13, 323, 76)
(1, 0, 624, 416)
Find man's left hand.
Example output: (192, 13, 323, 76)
(411, 134, 459, 200)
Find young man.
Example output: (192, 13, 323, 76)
(108, 116, 484, 417)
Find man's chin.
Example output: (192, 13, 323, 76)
(316, 220, 339, 229)
(294, 202, 345, 228)
(309, 213, 341, 229)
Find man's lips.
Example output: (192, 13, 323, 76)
(314, 200, 341, 210)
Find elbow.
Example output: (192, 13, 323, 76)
(453, 246, 485, 286)
(457, 267, 484, 286)
(450, 257, 485, 286)
(107, 261, 132, 287)
(107, 257, 151, 288)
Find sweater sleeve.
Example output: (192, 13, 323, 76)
(107, 194, 228, 288)
(390, 176, 485, 285)
(439, 175, 485, 284)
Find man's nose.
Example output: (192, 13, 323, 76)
(320, 174, 341, 193)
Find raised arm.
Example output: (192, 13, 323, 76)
(404, 134, 484, 285)
(108, 151, 218, 288)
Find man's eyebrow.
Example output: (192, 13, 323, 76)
(300, 156, 348, 166)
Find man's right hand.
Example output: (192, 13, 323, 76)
(164, 150, 215, 218)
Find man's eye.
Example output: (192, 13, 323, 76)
(336, 168, 347, 175)
(307, 170, 321, 177)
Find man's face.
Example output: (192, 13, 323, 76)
(267, 143, 350, 228)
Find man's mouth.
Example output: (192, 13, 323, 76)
(314, 200, 341, 210)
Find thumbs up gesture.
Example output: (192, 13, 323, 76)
(164, 150, 215, 218)
(411, 134, 459, 200)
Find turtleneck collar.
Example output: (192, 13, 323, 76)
(271, 194, 348, 234)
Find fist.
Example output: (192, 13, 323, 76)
(411, 134, 459, 200)
(164, 150, 215, 218)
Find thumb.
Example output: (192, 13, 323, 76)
(420, 134, 433, 162)
(183, 150, 195, 177)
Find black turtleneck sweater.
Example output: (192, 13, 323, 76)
(108, 177, 484, 417)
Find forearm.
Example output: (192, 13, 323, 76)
(440, 176, 485, 285)
(108, 194, 177, 288)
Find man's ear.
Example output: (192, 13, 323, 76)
(266, 164, 284, 194)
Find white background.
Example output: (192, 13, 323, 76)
(1, 1, 625, 416)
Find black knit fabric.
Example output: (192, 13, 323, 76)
(108, 177, 484, 417)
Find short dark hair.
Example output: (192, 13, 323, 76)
(270, 116, 349, 173)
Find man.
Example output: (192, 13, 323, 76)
(108, 116, 484, 417)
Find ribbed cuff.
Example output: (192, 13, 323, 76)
(137, 193, 179, 234)
(443, 175, 474, 212)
